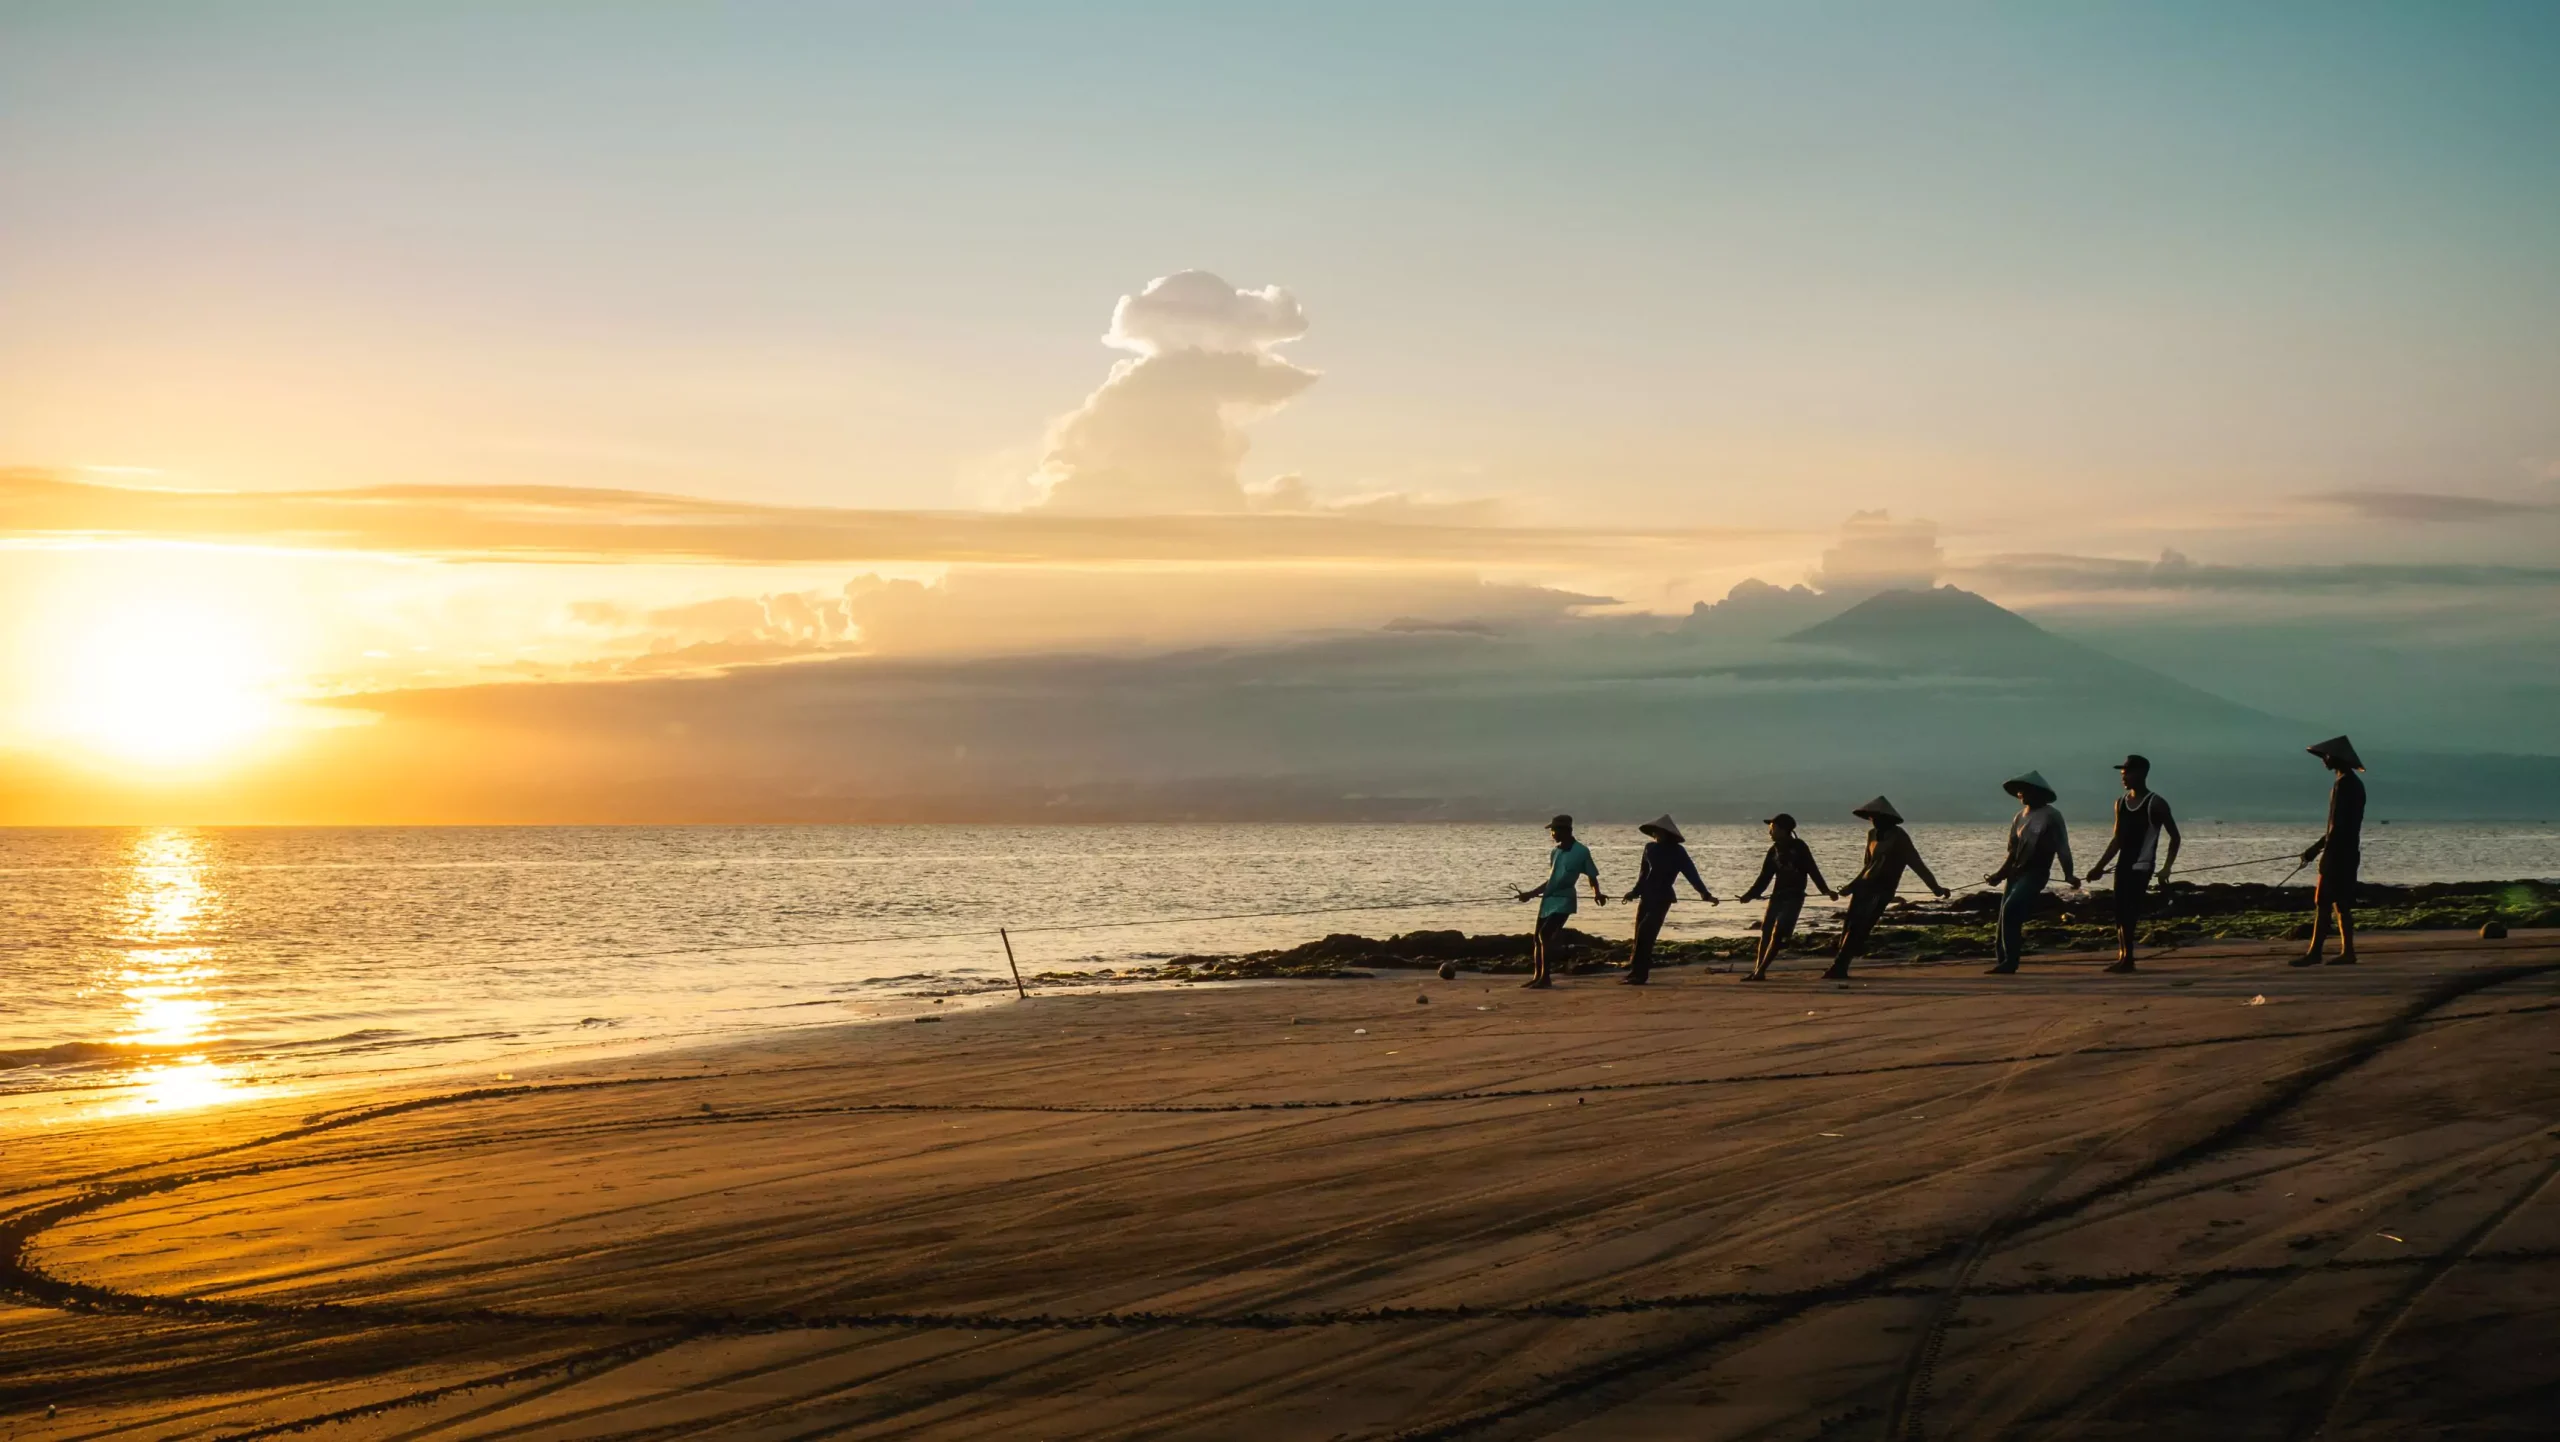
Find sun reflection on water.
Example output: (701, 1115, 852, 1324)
(101, 829, 247, 1115)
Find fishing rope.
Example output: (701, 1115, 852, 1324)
(2169, 851, 2309, 876)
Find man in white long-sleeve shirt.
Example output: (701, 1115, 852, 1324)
(1982, 769, 2078, 975)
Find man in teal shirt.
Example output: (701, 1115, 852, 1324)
(1515, 813, 1605, 988)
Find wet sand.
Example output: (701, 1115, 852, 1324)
(6, 931, 2559, 1440)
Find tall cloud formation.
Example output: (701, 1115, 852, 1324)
(1809, 511, 1943, 595)
(1032, 271, 1318, 513)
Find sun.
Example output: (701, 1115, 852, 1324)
(33, 602, 290, 767)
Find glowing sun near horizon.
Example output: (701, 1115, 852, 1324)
(27, 600, 294, 768)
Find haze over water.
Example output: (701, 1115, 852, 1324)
(9, 821, 2557, 1128)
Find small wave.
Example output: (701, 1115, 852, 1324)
(0, 1040, 193, 1070)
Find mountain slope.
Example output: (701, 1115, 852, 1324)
(40, 586, 2553, 823)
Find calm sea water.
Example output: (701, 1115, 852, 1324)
(7, 822, 2556, 1128)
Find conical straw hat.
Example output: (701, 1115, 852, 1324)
(2306, 735, 2364, 770)
(1638, 813, 1684, 843)
(1851, 795, 1903, 824)
(2003, 770, 2056, 800)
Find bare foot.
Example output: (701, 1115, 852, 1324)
(1983, 963, 2017, 975)
(2288, 953, 2322, 968)
(1521, 977, 1553, 989)
(2103, 959, 2136, 974)
(2324, 955, 2357, 966)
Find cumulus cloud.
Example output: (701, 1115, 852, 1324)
(1032, 271, 1319, 513)
(1104, 271, 1308, 354)
(1809, 511, 1943, 595)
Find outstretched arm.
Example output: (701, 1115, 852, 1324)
(1580, 850, 1605, 905)
(1739, 850, 1776, 903)
(1621, 849, 1655, 902)
(1986, 827, 2017, 885)
(1678, 849, 1715, 902)
(1907, 846, 1947, 898)
(2088, 834, 2121, 882)
(1803, 847, 1835, 899)
(2158, 800, 2182, 879)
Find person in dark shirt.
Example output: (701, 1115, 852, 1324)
(1740, 813, 1834, 981)
(2291, 736, 2367, 967)
(2087, 755, 2182, 974)
(1619, 813, 1716, 984)
(1824, 796, 1949, 979)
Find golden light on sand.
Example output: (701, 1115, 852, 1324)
(32, 601, 288, 767)
(109, 1057, 244, 1116)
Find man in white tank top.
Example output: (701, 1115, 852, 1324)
(2087, 754, 2182, 973)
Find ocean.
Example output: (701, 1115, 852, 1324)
(7, 820, 2557, 1128)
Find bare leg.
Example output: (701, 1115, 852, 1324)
(1747, 895, 1799, 980)
(2326, 898, 2357, 965)
(2292, 876, 2333, 966)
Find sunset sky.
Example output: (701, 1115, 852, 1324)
(4, 3, 2556, 820)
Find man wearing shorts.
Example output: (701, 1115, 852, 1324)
(2087, 755, 2181, 974)
(1515, 814, 1604, 988)
(1739, 813, 1835, 981)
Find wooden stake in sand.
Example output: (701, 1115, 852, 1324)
(999, 927, 1027, 999)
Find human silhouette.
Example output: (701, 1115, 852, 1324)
(1983, 770, 2078, 975)
(1514, 814, 1604, 988)
(2290, 737, 2366, 967)
(2086, 755, 2182, 973)
(1825, 797, 1949, 979)
(1620, 813, 1715, 985)
(1739, 813, 1834, 981)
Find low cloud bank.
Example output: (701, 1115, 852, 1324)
(2303, 490, 2560, 524)
(564, 568, 1610, 674)
(1963, 549, 2560, 593)
(0, 469, 1743, 567)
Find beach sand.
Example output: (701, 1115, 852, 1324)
(6, 931, 2559, 1439)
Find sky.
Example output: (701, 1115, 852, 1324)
(3, 2, 2556, 821)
